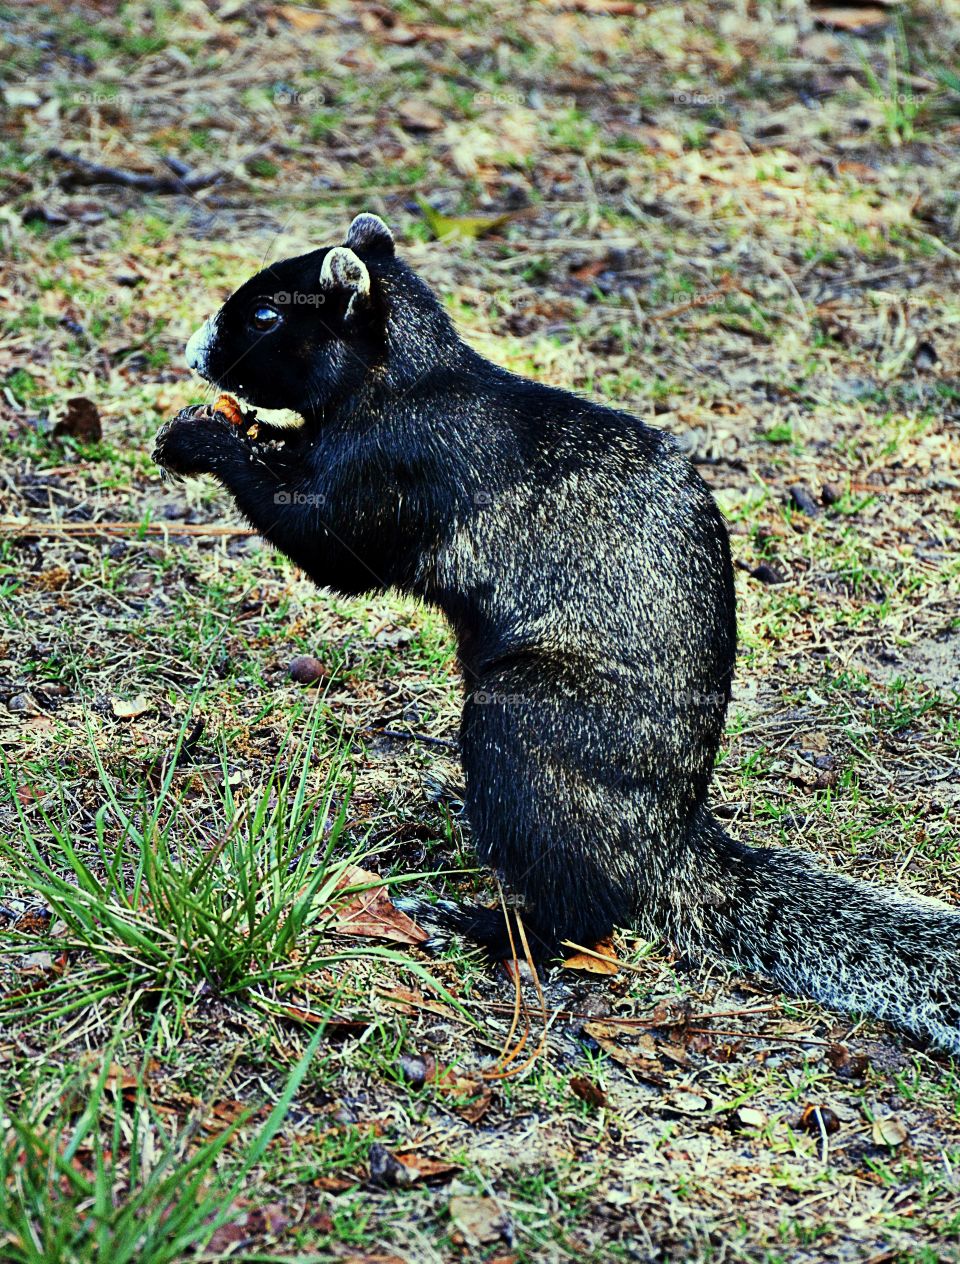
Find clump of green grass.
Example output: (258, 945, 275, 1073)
(0, 1024, 323, 1264)
(0, 704, 442, 1034)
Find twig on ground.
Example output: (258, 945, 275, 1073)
(47, 148, 225, 194)
(0, 519, 257, 539)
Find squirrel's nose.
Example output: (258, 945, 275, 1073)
(185, 316, 216, 376)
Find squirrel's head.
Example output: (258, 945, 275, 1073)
(184, 213, 444, 421)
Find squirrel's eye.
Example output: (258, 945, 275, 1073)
(251, 305, 280, 331)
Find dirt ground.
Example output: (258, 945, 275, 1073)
(1, 1, 959, 1261)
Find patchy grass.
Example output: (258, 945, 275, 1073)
(1, 0, 960, 1260)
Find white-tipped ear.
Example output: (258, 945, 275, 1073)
(319, 246, 370, 297)
(345, 212, 394, 255)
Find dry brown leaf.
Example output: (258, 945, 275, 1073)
(570, 259, 607, 283)
(32, 566, 70, 591)
(562, 937, 619, 973)
(582, 1022, 669, 1085)
(20, 716, 56, 736)
(449, 1195, 511, 1247)
(207, 1202, 291, 1253)
(569, 1075, 607, 1108)
(872, 1116, 908, 1147)
(455, 1085, 495, 1124)
(378, 985, 460, 1021)
(812, 6, 891, 32)
(435, 1066, 495, 1121)
(397, 99, 444, 132)
(393, 1151, 460, 1184)
(273, 4, 326, 32)
(837, 160, 883, 183)
(312, 1173, 356, 1192)
(332, 866, 429, 945)
(103, 1063, 140, 1095)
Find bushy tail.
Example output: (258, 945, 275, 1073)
(665, 809, 960, 1055)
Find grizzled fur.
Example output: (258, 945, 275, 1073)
(155, 214, 960, 1054)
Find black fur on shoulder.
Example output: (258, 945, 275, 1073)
(154, 213, 960, 1055)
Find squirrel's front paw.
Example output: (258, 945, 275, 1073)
(153, 408, 234, 478)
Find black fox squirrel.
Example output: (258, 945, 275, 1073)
(154, 213, 960, 1054)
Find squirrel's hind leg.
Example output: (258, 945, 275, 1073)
(457, 653, 650, 956)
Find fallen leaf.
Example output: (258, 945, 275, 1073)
(379, 985, 461, 1021)
(15, 907, 51, 933)
(398, 100, 444, 132)
(570, 259, 607, 283)
(455, 1085, 495, 1124)
(103, 1063, 140, 1095)
(111, 694, 151, 719)
(393, 1150, 460, 1184)
(273, 4, 326, 31)
(32, 566, 71, 591)
(582, 1023, 669, 1086)
(665, 1091, 709, 1114)
(21, 715, 57, 736)
(333, 866, 429, 945)
(562, 937, 619, 973)
(812, 6, 891, 33)
(415, 196, 511, 241)
(656, 1041, 689, 1067)
(207, 1201, 292, 1252)
(872, 1116, 908, 1147)
(731, 1106, 767, 1130)
(648, 997, 694, 1034)
(836, 160, 882, 182)
(449, 1195, 511, 1247)
(569, 1075, 607, 1108)
(826, 1044, 869, 1081)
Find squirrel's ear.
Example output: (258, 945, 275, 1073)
(319, 246, 370, 319)
(345, 212, 395, 256)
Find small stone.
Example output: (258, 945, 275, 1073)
(913, 340, 938, 370)
(732, 1106, 767, 1130)
(369, 1143, 415, 1188)
(8, 692, 40, 715)
(288, 655, 327, 685)
(789, 484, 819, 516)
(397, 1052, 435, 1089)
